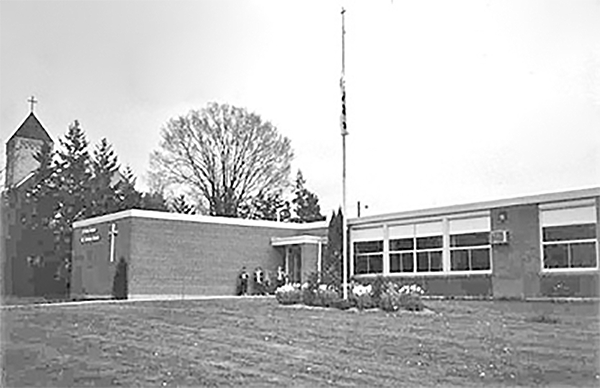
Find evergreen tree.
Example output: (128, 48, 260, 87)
(116, 165, 142, 210)
(322, 208, 344, 286)
(140, 191, 169, 211)
(169, 194, 196, 214)
(24, 142, 59, 266)
(112, 257, 128, 299)
(89, 138, 120, 217)
(29, 141, 59, 228)
(26, 120, 94, 293)
(291, 170, 325, 223)
(53, 120, 93, 267)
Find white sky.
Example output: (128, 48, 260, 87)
(1, 0, 599, 217)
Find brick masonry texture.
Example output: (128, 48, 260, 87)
(491, 204, 541, 298)
(72, 215, 326, 298)
(72, 219, 132, 298)
(130, 218, 297, 296)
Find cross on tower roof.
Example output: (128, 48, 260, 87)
(28, 96, 38, 113)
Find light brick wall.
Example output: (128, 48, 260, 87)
(491, 204, 540, 298)
(71, 219, 131, 298)
(129, 217, 303, 296)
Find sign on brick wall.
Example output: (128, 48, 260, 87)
(80, 227, 101, 244)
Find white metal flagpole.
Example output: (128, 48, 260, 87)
(341, 7, 349, 300)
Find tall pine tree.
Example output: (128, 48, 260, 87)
(89, 138, 120, 217)
(53, 120, 93, 267)
(116, 165, 142, 210)
(322, 208, 344, 286)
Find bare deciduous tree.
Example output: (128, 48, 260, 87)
(149, 102, 294, 218)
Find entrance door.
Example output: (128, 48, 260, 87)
(287, 245, 302, 283)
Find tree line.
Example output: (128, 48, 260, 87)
(18, 102, 326, 285)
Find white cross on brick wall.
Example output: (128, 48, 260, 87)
(109, 223, 118, 262)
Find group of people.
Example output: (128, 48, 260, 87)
(237, 265, 289, 296)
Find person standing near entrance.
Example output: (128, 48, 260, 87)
(253, 266, 264, 295)
(238, 266, 249, 296)
(276, 266, 286, 288)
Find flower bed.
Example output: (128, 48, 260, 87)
(274, 283, 303, 305)
(275, 276, 427, 313)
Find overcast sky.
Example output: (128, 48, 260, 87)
(1, 0, 599, 217)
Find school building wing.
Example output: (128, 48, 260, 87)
(349, 187, 599, 298)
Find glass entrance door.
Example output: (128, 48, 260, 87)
(287, 245, 302, 283)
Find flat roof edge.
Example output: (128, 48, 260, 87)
(73, 209, 328, 230)
(349, 186, 600, 226)
(271, 235, 328, 246)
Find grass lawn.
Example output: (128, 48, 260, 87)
(1, 298, 599, 387)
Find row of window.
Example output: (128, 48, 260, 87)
(354, 231, 492, 275)
(353, 206, 598, 275)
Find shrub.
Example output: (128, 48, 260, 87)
(112, 257, 128, 300)
(379, 282, 425, 312)
(369, 275, 387, 304)
(349, 282, 377, 310)
(312, 284, 342, 307)
(300, 272, 321, 306)
(275, 283, 303, 305)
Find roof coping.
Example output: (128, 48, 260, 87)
(72, 208, 328, 230)
(349, 186, 600, 227)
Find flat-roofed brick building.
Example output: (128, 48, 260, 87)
(71, 210, 327, 299)
(349, 187, 600, 298)
(71, 187, 599, 300)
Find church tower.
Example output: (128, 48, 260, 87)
(2, 97, 54, 297)
(4, 97, 53, 188)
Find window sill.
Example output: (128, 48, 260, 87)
(353, 271, 492, 278)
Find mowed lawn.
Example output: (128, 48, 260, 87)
(1, 298, 599, 387)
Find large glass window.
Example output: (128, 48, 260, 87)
(416, 236, 443, 272)
(542, 223, 597, 270)
(389, 235, 443, 273)
(389, 238, 414, 273)
(541, 202, 597, 271)
(354, 240, 383, 274)
(450, 231, 491, 271)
